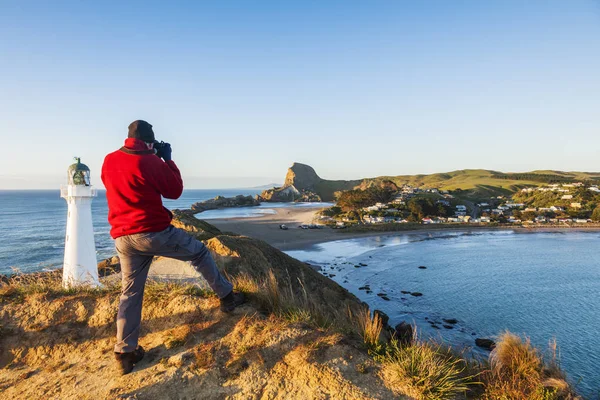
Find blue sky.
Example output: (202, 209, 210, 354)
(0, 1, 599, 189)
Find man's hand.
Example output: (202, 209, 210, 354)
(160, 143, 172, 162)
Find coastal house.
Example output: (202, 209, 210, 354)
(561, 195, 573, 200)
(524, 207, 537, 212)
(550, 206, 565, 212)
(574, 219, 588, 223)
(480, 216, 491, 223)
(589, 186, 600, 193)
(570, 203, 582, 209)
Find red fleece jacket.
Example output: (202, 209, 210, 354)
(101, 138, 184, 238)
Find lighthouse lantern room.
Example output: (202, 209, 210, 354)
(61, 157, 100, 288)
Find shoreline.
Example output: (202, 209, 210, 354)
(204, 206, 600, 252)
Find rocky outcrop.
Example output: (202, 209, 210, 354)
(258, 185, 302, 202)
(190, 195, 260, 213)
(261, 162, 361, 202)
(257, 185, 322, 203)
(171, 209, 223, 240)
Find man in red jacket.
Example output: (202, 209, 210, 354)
(102, 120, 244, 375)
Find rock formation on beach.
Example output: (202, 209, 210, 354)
(259, 162, 360, 202)
(190, 195, 260, 213)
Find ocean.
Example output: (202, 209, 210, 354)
(286, 231, 600, 397)
(0, 189, 260, 274)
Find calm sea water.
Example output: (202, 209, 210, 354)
(286, 231, 600, 397)
(0, 189, 260, 274)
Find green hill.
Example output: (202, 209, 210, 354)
(275, 163, 600, 201)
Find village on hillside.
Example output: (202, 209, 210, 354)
(318, 182, 600, 228)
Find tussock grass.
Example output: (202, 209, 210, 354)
(482, 332, 578, 400)
(377, 340, 473, 400)
(0, 270, 212, 304)
(143, 280, 214, 304)
(0, 270, 120, 300)
(357, 308, 383, 350)
(231, 270, 336, 329)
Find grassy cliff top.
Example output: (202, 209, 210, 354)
(0, 217, 581, 399)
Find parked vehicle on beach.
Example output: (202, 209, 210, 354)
(279, 224, 288, 230)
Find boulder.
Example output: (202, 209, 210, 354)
(373, 310, 390, 327)
(394, 322, 414, 346)
(475, 338, 496, 351)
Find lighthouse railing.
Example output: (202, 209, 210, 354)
(60, 185, 97, 199)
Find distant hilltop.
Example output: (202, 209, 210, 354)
(259, 163, 600, 202)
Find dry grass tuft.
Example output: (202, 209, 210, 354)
(0, 270, 120, 301)
(377, 339, 473, 400)
(482, 332, 578, 400)
(357, 308, 383, 350)
(231, 270, 339, 329)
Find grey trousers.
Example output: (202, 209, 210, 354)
(114, 225, 233, 353)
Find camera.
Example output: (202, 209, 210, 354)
(153, 140, 170, 158)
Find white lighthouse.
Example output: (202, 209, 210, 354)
(60, 157, 100, 288)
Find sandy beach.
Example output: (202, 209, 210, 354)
(206, 206, 347, 250)
(203, 206, 600, 252)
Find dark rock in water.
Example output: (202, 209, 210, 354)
(443, 325, 454, 330)
(359, 263, 368, 267)
(358, 285, 370, 291)
(354, 265, 361, 268)
(401, 290, 411, 294)
(343, 280, 348, 283)
(381, 296, 390, 301)
(374, 310, 390, 326)
(330, 266, 335, 270)
(431, 324, 440, 329)
(410, 292, 423, 297)
(475, 338, 496, 350)
(418, 266, 427, 269)
(424, 317, 429, 320)
(400, 297, 407, 301)
(329, 274, 336, 278)
(472, 332, 477, 336)
(443, 318, 458, 325)
(366, 290, 373, 294)
(377, 293, 387, 297)
(394, 322, 414, 346)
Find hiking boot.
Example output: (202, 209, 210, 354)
(220, 291, 246, 313)
(115, 346, 145, 375)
